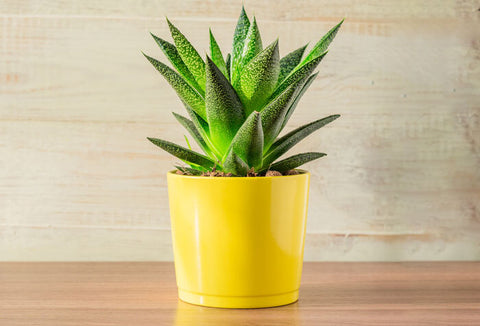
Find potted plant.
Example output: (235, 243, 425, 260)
(144, 7, 343, 308)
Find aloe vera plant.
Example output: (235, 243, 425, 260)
(144, 7, 343, 176)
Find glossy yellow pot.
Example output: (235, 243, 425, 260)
(167, 170, 310, 308)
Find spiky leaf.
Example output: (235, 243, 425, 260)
(209, 29, 228, 79)
(271, 51, 327, 99)
(236, 40, 280, 115)
(228, 111, 263, 168)
(301, 19, 344, 65)
(175, 165, 203, 175)
(182, 103, 223, 160)
(278, 44, 307, 84)
(147, 137, 216, 169)
(260, 81, 303, 150)
(167, 19, 206, 90)
(231, 6, 250, 84)
(205, 56, 245, 154)
(263, 114, 340, 166)
(225, 53, 231, 80)
(238, 16, 262, 76)
(223, 150, 249, 175)
(144, 54, 206, 119)
(150, 33, 203, 95)
(268, 152, 326, 172)
(281, 72, 318, 131)
(173, 112, 212, 157)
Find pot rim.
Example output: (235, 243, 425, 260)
(167, 169, 310, 179)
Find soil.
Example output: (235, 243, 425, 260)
(175, 167, 299, 177)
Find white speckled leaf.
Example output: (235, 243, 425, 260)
(260, 80, 304, 150)
(236, 16, 262, 83)
(150, 33, 203, 95)
(205, 57, 245, 154)
(271, 51, 326, 100)
(229, 111, 263, 169)
(301, 19, 344, 66)
(167, 19, 206, 91)
(278, 44, 308, 85)
(235, 40, 280, 115)
(143, 53, 206, 120)
(230, 6, 250, 84)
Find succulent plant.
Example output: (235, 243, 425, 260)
(144, 7, 343, 176)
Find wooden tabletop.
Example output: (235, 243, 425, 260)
(1, 262, 479, 325)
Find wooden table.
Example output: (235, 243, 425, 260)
(1, 262, 479, 325)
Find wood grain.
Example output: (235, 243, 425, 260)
(1, 262, 480, 325)
(1, 0, 480, 261)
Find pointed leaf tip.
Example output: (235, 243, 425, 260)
(150, 32, 203, 95)
(301, 19, 344, 65)
(231, 6, 251, 83)
(167, 18, 206, 91)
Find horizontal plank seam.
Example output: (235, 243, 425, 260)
(0, 224, 428, 235)
(0, 14, 390, 24)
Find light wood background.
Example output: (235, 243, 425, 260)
(1, 0, 479, 261)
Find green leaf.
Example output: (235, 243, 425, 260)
(235, 40, 280, 115)
(268, 152, 326, 172)
(278, 44, 308, 84)
(175, 165, 203, 175)
(173, 112, 213, 157)
(223, 150, 249, 176)
(270, 51, 327, 100)
(280, 72, 318, 131)
(209, 29, 228, 79)
(184, 135, 192, 149)
(167, 18, 206, 91)
(205, 56, 245, 154)
(150, 33, 203, 95)
(225, 53, 231, 80)
(228, 111, 263, 169)
(263, 114, 340, 166)
(143, 53, 206, 120)
(182, 102, 209, 136)
(231, 6, 250, 84)
(260, 80, 304, 150)
(147, 137, 216, 169)
(237, 16, 262, 78)
(301, 19, 344, 65)
(182, 103, 223, 161)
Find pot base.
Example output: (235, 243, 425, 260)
(178, 289, 299, 309)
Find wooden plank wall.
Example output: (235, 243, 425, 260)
(1, 0, 479, 261)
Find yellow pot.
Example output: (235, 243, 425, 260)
(167, 170, 310, 308)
